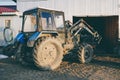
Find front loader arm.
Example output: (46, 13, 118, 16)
(80, 20, 102, 44)
(66, 19, 102, 45)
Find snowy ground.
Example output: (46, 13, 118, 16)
(0, 54, 8, 59)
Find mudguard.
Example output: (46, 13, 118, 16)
(28, 32, 40, 41)
(15, 33, 25, 44)
(27, 32, 41, 47)
(27, 31, 58, 47)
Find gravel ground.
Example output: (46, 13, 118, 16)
(0, 53, 120, 80)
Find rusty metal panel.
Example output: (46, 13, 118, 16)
(105, 16, 118, 47)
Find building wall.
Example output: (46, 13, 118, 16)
(119, 0, 120, 39)
(0, 16, 21, 46)
(17, 0, 120, 38)
(17, 0, 119, 20)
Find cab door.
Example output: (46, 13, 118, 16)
(54, 12, 66, 44)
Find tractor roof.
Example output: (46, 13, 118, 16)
(23, 7, 64, 15)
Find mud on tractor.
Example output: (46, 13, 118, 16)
(3, 8, 102, 70)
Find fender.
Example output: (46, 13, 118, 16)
(27, 31, 58, 47)
(28, 32, 40, 41)
(15, 32, 25, 44)
(27, 32, 41, 47)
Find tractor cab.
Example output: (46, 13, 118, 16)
(17, 8, 65, 45)
(22, 8, 65, 32)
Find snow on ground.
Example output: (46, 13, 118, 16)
(0, 54, 8, 59)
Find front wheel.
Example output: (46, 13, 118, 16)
(78, 43, 93, 63)
(33, 37, 63, 70)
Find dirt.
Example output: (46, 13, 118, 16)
(0, 53, 120, 80)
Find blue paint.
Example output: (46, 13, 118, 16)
(29, 32, 40, 41)
(41, 12, 52, 18)
(15, 33, 25, 44)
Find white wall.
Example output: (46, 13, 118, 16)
(0, 16, 21, 46)
(17, 0, 119, 21)
(119, 0, 120, 39)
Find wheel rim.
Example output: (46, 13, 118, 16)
(84, 48, 90, 60)
(40, 42, 57, 65)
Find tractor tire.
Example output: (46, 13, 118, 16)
(78, 43, 93, 63)
(33, 37, 63, 70)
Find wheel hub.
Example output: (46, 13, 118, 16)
(85, 50, 90, 59)
(41, 43, 57, 65)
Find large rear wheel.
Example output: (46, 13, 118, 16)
(33, 37, 63, 70)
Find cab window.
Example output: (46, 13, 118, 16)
(54, 13, 64, 31)
(40, 11, 55, 30)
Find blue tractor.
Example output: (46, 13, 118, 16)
(3, 8, 102, 70)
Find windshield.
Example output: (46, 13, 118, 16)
(23, 11, 64, 32)
(40, 11, 56, 30)
(23, 13, 37, 32)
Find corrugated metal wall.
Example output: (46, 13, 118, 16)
(17, 0, 119, 20)
(73, 0, 118, 16)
